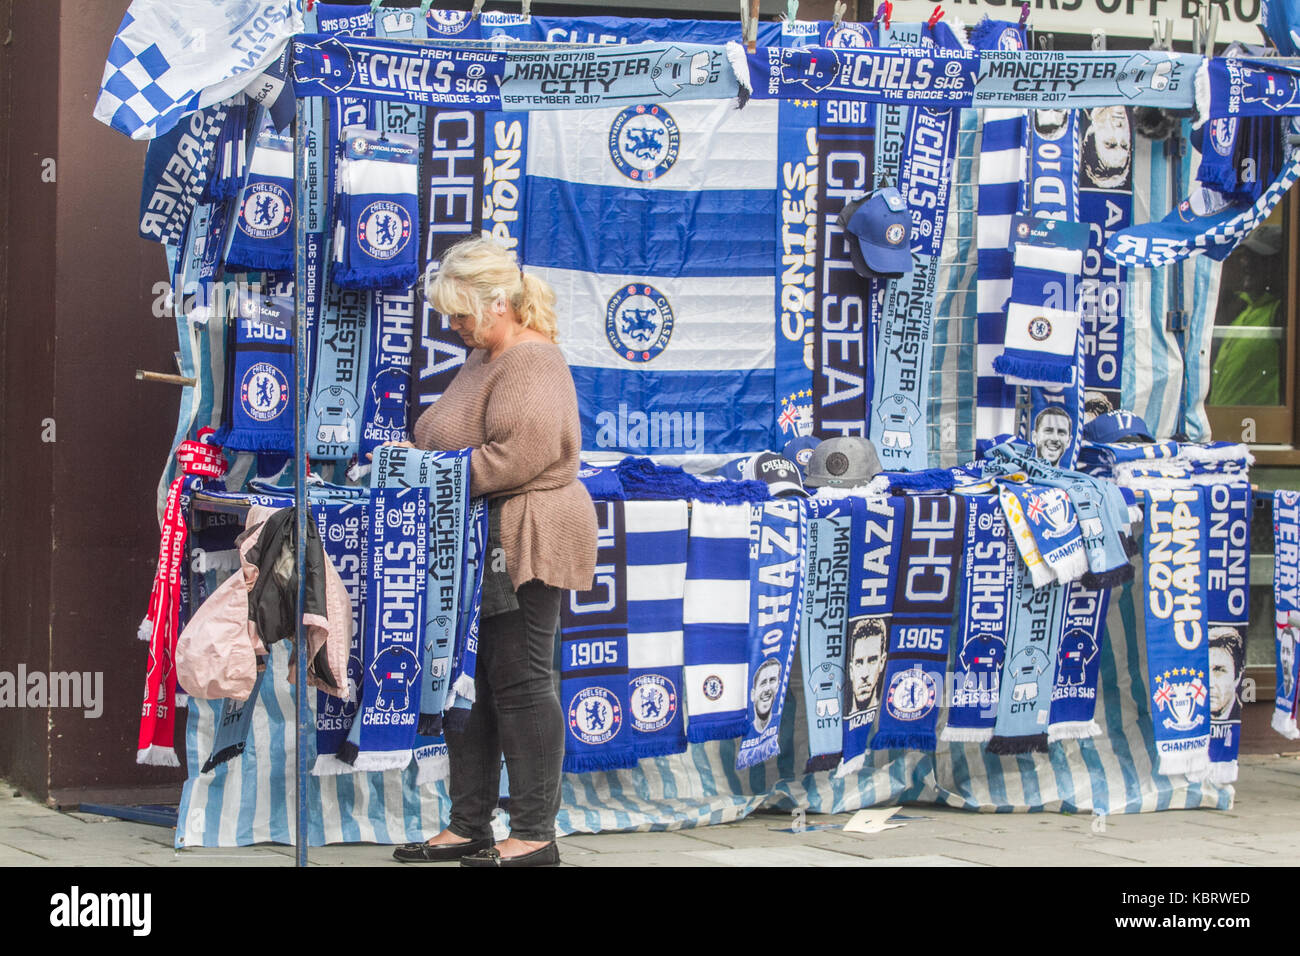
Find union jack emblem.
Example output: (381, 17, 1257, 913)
(1026, 496, 1047, 523)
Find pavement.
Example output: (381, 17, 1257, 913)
(4, 753, 1300, 867)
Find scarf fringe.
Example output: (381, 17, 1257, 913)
(1194, 58, 1210, 132)
(870, 733, 936, 752)
(1201, 760, 1239, 786)
(887, 468, 955, 493)
(987, 733, 1048, 755)
(1158, 751, 1210, 778)
(311, 754, 359, 776)
(1047, 720, 1100, 742)
(632, 739, 688, 761)
(219, 428, 294, 454)
(563, 751, 640, 774)
(201, 743, 246, 773)
(834, 752, 865, 778)
(617, 456, 769, 503)
(417, 713, 443, 738)
(225, 247, 294, 274)
(1081, 563, 1134, 589)
(136, 745, 181, 767)
(735, 735, 781, 769)
(1049, 549, 1090, 585)
(804, 753, 842, 773)
(940, 726, 993, 743)
(330, 264, 419, 292)
(415, 753, 450, 786)
(349, 751, 415, 773)
(1272, 710, 1300, 739)
(1179, 443, 1255, 465)
(137, 617, 153, 642)
(992, 355, 1073, 387)
(725, 41, 752, 95)
(450, 673, 477, 705)
(687, 718, 748, 744)
(443, 706, 471, 734)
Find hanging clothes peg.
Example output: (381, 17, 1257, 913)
(747, 0, 761, 51)
(469, 0, 484, 18)
(833, 1, 847, 28)
(1091, 27, 1105, 51)
(1018, 3, 1030, 27)
(522, 0, 532, 19)
(1205, 8, 1220, 56)
(786, 0, 800, 23)
(421, 0, 436, 16)
(927, 5, 945, 29)
(884, 1, 893, 29)
(370, 0, 384, 13)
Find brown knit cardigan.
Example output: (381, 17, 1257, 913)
(413, 340, 597, 592)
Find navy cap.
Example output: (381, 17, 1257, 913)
(838, 187, 913, 279)
(742, 452, 807, 497)
(1082, 410, 1155, 444)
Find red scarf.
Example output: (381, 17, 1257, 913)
(137, 430, 228, 766)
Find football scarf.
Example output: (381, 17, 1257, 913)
(332, 128, 421, 291)
(202, 670, 265, 774)
(337, 487, 428, 772)
(972, 20, 1027, 447)
(307, 285, 372, 462)
(560, 499, 637, 773)
(1143, 485, 1212, 777)
(368, 444, 472, 734)
(683, 502, 753, 743)
(311, 498, 368, 776)
(988, 562, 1064, 755)
(225, 123, 295, 274)
(200, 99, 249, 204)
(138, 103, 227, 244)
(1204, 480, 1252, 782)
(998, 481, 1054, 589)
(737, 499, 807, 770)
(1000, 481, 1088, 585)
(800, 499, 855, 770)
(871, 494, 965, 752)
(1016, 461, 1133, 588)
(357, 286, 415, 472)
(995, 243, 1084, 388)
(578, 463, 627, 500)
(216, 288, 294, 453)
(1047, 580, 1109, 742)
(137, 434, 227, 766)
(443, 497, 487, 726)
(944, 493, 1014, 743)
(838, 495, 905, 777)
(625, 500, 689, 761)
(1197, 115, 1241, 196)
(1273, 490, 1300, 739)
(1077, 439, 1181, 475)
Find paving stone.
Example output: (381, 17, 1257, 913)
(564, 850, 722, 867)
(557, 830, 719, 853)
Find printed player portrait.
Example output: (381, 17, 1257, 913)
(750, 657, 782, 734)
(846, 617, 888, 718)
(1208, 626, 1245, 722)
(1031, 406, 1072, 467)
(1082, 106, 1133, 190)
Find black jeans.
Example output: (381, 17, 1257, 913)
(445, 579, 563, 843)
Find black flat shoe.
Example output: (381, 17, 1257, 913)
(459, 842, 560, 867)
(393, 836, 493, 863)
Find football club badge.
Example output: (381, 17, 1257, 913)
(357, 200, 413, 261)
(428, 8, 472, 34)
(885, 666, 937, 721)
(777, 390, 814, 437)
(238, 182, 292, 240)
(998, 27, 1024, 50)
(606, 283, 674, 362)
(241, 362, 290, 422)
(569, 686, 623, 745)
(1028, 315, 1053, 341)
(702, 674, 725, 701)
(609, 105, 680, 182)
(827, 21, 871, 47)
(1210, 117, 1237, 157)
(630, 675, 678, 733)
(1024, 489, 1077, 541)
(1153, 670, 1208, 732)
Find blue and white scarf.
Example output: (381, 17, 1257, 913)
(337, 487, 428, 772)
(683, 502, 753, 743)
(1047, 580, 1109, 742)
(307, 285, 372, 463)
(944, 492, 1013, 743)
(1203, 479, 1252, 783)
(872, 494, 965, 752)
(200, 99, 250, 204)
(625, 500, 689, 761)
(1273, 490, 1300, 739)
(139, 104, 227, 244)
(356, 298, 415, 477)
(800, 499, 855, 769)
(1017, 461, 1133, 588)
(332, 129, 421, 291)
(203, 671, 266, 774)
(578, 463, 627, 501)
(561, 499, 637, 773)
(995, 243, 1083, 388)
(1078, 439, 1181, 475)
(1143, 485, 1211, 777)
(216, 288, 294, 453)
(311, 498, 368, 776)
(225, 122, 295, 274)
(737, 499, 807, 769)
(442, 497, 488, 736)
(1000, 482, 1088, 585)
(838, 495, 904, 776)
(988, 562, 1064, 754)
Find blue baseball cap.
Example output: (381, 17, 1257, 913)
(782, 436, 820, 478)
(1083, 410, 1155, 444)
(839, 187, 913, 279)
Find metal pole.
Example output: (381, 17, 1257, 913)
(293, 93, 313, 868)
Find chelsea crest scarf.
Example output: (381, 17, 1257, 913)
(332, 128, 421, 291)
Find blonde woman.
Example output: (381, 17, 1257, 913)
(390, 237, 596, 867)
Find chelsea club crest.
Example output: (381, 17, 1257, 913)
(1028, 315, 1052, 341)
(238, 183, 292, 240)
(568, 687, 623, 745)
(885, 667, 937, 721)
(241, 362, 289, 422)
(606, 283, 674, 362)
(630, 675, 678, 733)
(428, 8, 472, 34)
(357, 201, 412, 261)
(609, 105, 680, 183)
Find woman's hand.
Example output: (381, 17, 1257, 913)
(365, 440, 416, 461)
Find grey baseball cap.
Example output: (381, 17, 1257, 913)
(803, 437, 883, 488)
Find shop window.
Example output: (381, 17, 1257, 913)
(1205, 192, 1297, 446)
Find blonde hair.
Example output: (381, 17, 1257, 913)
(424, 237, 559, 344)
